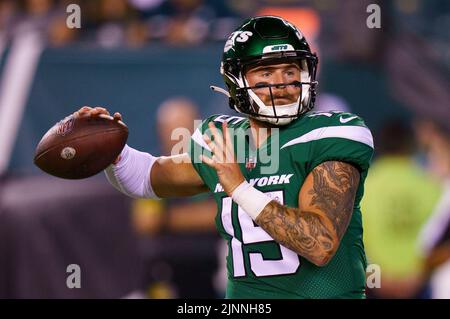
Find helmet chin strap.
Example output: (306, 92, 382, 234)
(247, 89, 302, 125)
(213, 62, 312, 125)
(210, 85, 230, 97)
(244, 63, 311, 125)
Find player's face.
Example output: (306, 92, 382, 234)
(245, 62, 301, 106)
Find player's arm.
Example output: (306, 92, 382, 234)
(255, 161, 360, 266)
(151, 154, 209, 197)
(201, 121, 360, 267)
(77, 106, 208, 198)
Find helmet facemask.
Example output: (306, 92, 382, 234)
(223, 53, 317, 126)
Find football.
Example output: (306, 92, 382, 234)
(34, 113, 128, 179)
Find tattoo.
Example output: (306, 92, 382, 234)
(255, 161, 359, 265)
(309, 161, 359, 238)
(256, 203, 335, 264)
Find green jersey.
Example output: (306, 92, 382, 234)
(189, 111, 374, 298)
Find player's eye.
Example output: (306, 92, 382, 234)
(285, 70, 297, 76)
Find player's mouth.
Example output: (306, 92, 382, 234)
(270, 97, 296, 105)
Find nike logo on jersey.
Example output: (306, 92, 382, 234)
(339, 115, 358, 123)
(214, 174, 294, 193)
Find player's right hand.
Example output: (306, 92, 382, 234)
(75, 106, 123, 122)
(75, 106, 124, 164)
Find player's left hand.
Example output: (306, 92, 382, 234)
(200, 121, 245, 196)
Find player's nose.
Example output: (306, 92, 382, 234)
(271, 71, 288, 89)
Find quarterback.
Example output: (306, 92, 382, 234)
(78, 16, 374, 298)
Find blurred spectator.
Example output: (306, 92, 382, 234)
(362, 119, 442, 298)
(140, 0, 239, 45)
(47, 14, 78, 47)
(11, 0, 79, 46)
(314, 93, 351, 113)
(0, 0, 18, 38)
(163, 0, 209, 45)
(418, 121, 450, 298)
(2, 0, 448, 51)
(131, 97, 220, 298)
(382, 1, 450, 298)
(93, 0, 148, 47)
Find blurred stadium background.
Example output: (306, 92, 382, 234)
(0, 0, 449, 298)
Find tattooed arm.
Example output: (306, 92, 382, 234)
(198, 122, 360, 267)
(255, 161, 360, 267)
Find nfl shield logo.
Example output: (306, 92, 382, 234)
(245, 156, 257, 170)
(56, 115, 75, 136)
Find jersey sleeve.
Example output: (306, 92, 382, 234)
(187, 114, 217, 188)
(307, 113, 374, 173)
(188, 113, 248, 190)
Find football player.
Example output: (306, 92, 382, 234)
(78, 16, 374, 298)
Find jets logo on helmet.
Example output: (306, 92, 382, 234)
(263, 44, 295, 53)
(224, 31, 253, 52)
(213, 16, 318, 126)
(282, 20, 304, 41)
